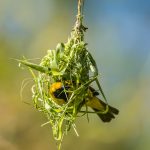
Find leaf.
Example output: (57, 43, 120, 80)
(17, 59, 50, 73)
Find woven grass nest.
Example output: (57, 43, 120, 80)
(18, 0, 118, 149)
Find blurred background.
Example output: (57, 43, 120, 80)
(0, 0, 150, 150)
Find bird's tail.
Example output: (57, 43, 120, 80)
(94, 104, 119, 122)
(89, 97, 119, 122)
(94, 106, 119, 122)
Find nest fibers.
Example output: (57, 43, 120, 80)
(18, 2, 111, 149)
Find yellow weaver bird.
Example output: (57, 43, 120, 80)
(49, 82, 119, 122)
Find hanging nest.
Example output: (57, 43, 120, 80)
(17, 0, 118, 149)
(19, 22, 102, 140)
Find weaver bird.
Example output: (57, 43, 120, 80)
(49, 82, 119, 122)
